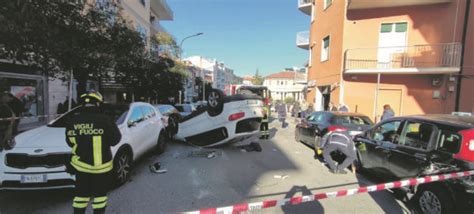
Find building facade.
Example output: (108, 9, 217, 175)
(263, 71, 306, 102)
(185, 56, 235, 91)
(298, 0, 473, 120)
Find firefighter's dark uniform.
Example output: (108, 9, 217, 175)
(260, 106, 269, 139)
(65, 93, 121, 214)
(321, 131, 356, 173)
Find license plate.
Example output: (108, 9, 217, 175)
(247, 100, 259, 105)
(21, 174, 47, 183)
(350, 131, 362, 136)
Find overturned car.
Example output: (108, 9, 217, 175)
(169, 89, 264, 147)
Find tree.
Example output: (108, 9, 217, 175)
(252, 68, 264, 85)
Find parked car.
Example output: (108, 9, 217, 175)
(0, 102, 167, 190)
(172, 89, 263, 147)
(175, 104, 196, 117)
(354, 114, 474, 213)
(295, 111, 374, 149)
(154, 104, 181, 139)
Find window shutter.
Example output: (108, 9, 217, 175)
(380, 23, 392, 33)
(395, 23, 408, 32)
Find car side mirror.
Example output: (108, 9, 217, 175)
(127, 120, 137, 128)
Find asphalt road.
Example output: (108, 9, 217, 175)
(0, 118, 412, 214)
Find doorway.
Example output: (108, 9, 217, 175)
(377, 22, 408, 69)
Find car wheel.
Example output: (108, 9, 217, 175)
(415, 185, 454, 214)
(207, 89, 224, 117)
(113, 149, 132, 186)
(156, 130, 167, 154)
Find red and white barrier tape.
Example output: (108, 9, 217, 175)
(0, 114, 63, 121)
(183, 170, 474, 214)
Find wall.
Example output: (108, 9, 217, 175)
(307, 0, 347, 105)
(340, 0, 467, 117)
(459, 1, 474, 113)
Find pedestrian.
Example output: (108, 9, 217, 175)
(293, 102, 300, 118)
(64, 90, 121, 214)
(307, 103, 314, 115)
(381, 104, 395, 121)
(277, 102, 287, 128)
(0, 93, 15, 151)
(321, 131, 356, 174)
(329, 102, 338, 111)
(338, 103, 349, 112)
(260, 105, 269, 139)
(300, 100, 308, 118)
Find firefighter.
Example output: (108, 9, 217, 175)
(320, 131, 356, 174)
(260, 105, 269, 139)
(65, 90, 121, 214)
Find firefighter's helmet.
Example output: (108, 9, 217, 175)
(80, 90, 104, 105)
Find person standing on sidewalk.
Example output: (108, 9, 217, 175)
(0, 93, 15, 151)
(320, 131, 356, 174)
(64, 90, 121, 214)
(381, 104, 395, 121)
(260, 105, 270, 139)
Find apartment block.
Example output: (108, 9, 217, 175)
(298, 0, 473, 121)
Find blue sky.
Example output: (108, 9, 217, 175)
(161, 0, 310, 77)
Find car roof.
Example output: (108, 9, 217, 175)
(394, 114, 474, 128)
(317, 111, 370, 117)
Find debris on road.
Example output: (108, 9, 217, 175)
(273, 174, 289, 180)
(188, 150, 221, 158)
(238, 142, 262, 152)
(150, 162, 167, 174)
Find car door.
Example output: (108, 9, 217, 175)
(358, 119, 403, 171)
(126, 106, 148, 157)
(141, 106, 160, 149)
(388, 120, 435, 179)
(300, 112, 320, 144)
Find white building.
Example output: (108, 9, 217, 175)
(242, 76, 254, 86)
(263, 71, 306, 102)
(185, 56, 235, 91)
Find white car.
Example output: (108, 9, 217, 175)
(0, 102, 166, 190)
(172, 89, 264, 147)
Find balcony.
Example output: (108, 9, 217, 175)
(347, 0, 452, 10)
(298, 0, 312, 15)
(151, 0, 173, 20)
(344, 43, 462, 74)
(296, 31, 310, 50)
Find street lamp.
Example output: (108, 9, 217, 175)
(179, 32, 204, 59)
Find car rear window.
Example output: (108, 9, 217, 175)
(334, 116, 373, 125)
(438, 130, 462, 154)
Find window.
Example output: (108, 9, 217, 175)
(309, 46, 313, 66)
(308, 112, 328, 123)
(128, 107, 144, 124)
(438, 130, 462, 154)
(333, 116, 373, 126)
(398, 122, 433, 150)
(321, 36, 330, 62)
(372, 120, 401, 143)
(380, 22, 408, 33)
(311, 3, 315, 22)
(324, 0, 332, 10)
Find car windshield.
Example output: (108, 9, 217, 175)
(49, 104, 129, 127)
(334, 115, 373, 126)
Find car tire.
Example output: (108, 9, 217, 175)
(113, 148, 132, 186)
(207, 89, 224, 117)
(414, 184, 454, 214)
(156, 130, 167, 154)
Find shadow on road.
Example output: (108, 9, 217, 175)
(0, 188, 74, 213)
(281, 185, 325, 214)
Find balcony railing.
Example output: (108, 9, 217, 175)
(296, 31, 310, 50)
(298, 0, 312, 15)
(347, 0, 452, 10)
(344, 43, 462, 74)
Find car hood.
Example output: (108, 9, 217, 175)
(14, 125, 68, 148)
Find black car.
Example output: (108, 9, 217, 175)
(295, 111, 374, 149)
(354, 114, 474, 213)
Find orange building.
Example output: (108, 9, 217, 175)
(297, 0, 473, 121)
